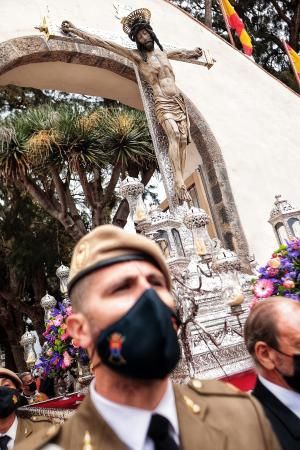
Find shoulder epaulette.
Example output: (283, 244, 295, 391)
(188, 378, 250, 398)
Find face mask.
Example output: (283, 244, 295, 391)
(0, 387, 20, 418)
(27, 381, 37, 392)
(272, 348, 300, 393)
(96, 288, 181, 379)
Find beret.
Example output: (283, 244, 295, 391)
(0, 368, 22, 390)
(68, 225, 171, 294)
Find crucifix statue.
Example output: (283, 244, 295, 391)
(61, 8, 213, 205)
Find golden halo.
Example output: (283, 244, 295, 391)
(121, 8, 151, 35)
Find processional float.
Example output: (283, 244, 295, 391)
(19, 5, 257, 421)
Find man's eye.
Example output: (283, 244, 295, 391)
(113, 282, 130, 293)
(152, 279, 165, 287)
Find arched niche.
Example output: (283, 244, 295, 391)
(0, 35, 250, 269)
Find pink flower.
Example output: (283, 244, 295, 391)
(63, 351, 72, 368)
(60, 332, 69, 341)
(268, 257, 281, 269)
(53, 315, 63, 326)
(283, 279, 295, 289)
(267, 267, 279, 277)
(253, 279, 274, 298)
(66, 306, 73, 316)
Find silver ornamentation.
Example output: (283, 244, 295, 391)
(20, 329, 37, 369)
(40, 292, 56, 323)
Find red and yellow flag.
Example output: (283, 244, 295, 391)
(285, 42, 300, 80)
(220, 0, 253, 56)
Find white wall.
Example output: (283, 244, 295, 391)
(0, 0, 299, 264)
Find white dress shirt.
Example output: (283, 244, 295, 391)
(90, 379, 179, 450)
(259, 375, 300, 418)
(0, 416, 18, 450)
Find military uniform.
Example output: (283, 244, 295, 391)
(15, 415, 52, 446)
(15, 379, 281, 450)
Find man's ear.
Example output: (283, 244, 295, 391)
(255, 341, 275, 370)
(66, 313, 93, 349)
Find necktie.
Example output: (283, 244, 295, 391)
(0, 435, 10, 450)
(147, 414, 179, 450)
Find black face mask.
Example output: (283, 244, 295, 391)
(0, 387, 20, 418)
(96, 288, 181, 379)
(273, 348, 300, 393)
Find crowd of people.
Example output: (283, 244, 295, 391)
(0, 225, 299, 450)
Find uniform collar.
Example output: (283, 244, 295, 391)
(0, 415, 18, 442)
(90, 379, 179, 450)
(259, 375, 300, 418)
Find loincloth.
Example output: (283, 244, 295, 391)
(154, 94, 191, 144)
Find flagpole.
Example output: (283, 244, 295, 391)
(283, 40, 300, 90)
(217, 0, 236, 48)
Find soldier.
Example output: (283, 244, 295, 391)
(16, 225, 281, 450)
(0, 368, 51, 449)
(19, 372, 48, 405)
(61, 9, 204, 205)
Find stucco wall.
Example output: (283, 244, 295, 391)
(0, 0, 299, 264)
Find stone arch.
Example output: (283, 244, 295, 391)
(0, 35, 250, 268)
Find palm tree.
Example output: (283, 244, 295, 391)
(0, 103, 156, 239)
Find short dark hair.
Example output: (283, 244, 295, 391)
(244, 299, 280, 362)
(69, 275, 90, 312)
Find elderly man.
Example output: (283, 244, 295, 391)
(0, 368, 50, 449)
(17, 225, 281, 450)
(245, 297, 300, 450)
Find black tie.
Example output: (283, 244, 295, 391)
(147, 414, 179, 450)
(0, 436, 10, 450)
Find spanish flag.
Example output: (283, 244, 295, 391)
(220, 0, 253, 56)
(284, 42, 300, 80)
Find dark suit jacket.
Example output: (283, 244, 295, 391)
(252, 378, 300, 450)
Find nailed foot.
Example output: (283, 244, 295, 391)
(176, 184, 192, 205)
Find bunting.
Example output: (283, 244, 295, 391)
(284, 42, 300, 81)
(220, 0, 253, 56)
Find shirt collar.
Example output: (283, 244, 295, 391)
(259, 375, 300, 418)
(90, 379, 178, 450)
(0, 416, 18, 440)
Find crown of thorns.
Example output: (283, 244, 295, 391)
(121, 8, 151, 37)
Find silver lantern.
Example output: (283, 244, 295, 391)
(120, 174, 147, 223)
(40, 292, 56, 324)
(20, 329, 37, 369)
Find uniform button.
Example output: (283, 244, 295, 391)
(192, 404, 201, 414)
(46, 424, 58, 437)
(192, 379, 202, 389)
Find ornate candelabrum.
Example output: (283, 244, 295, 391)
(183, 207, 214, 259)
(56, 263, 71, 307)
(120, 174, 147, 223)
(212, 249, 245, 314)
(40, 292, 56, 324)
(20, 328, 37, 369)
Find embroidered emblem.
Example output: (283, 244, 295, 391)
(12, 394, 18, 404)
(108, 332, 126, 365)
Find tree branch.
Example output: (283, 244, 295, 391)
(269, 0, 292, 25)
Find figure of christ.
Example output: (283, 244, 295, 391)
(61, 8, 204, 204)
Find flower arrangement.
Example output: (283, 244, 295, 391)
(253, 238, 300, 302)
(36, 302, 89, 379)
